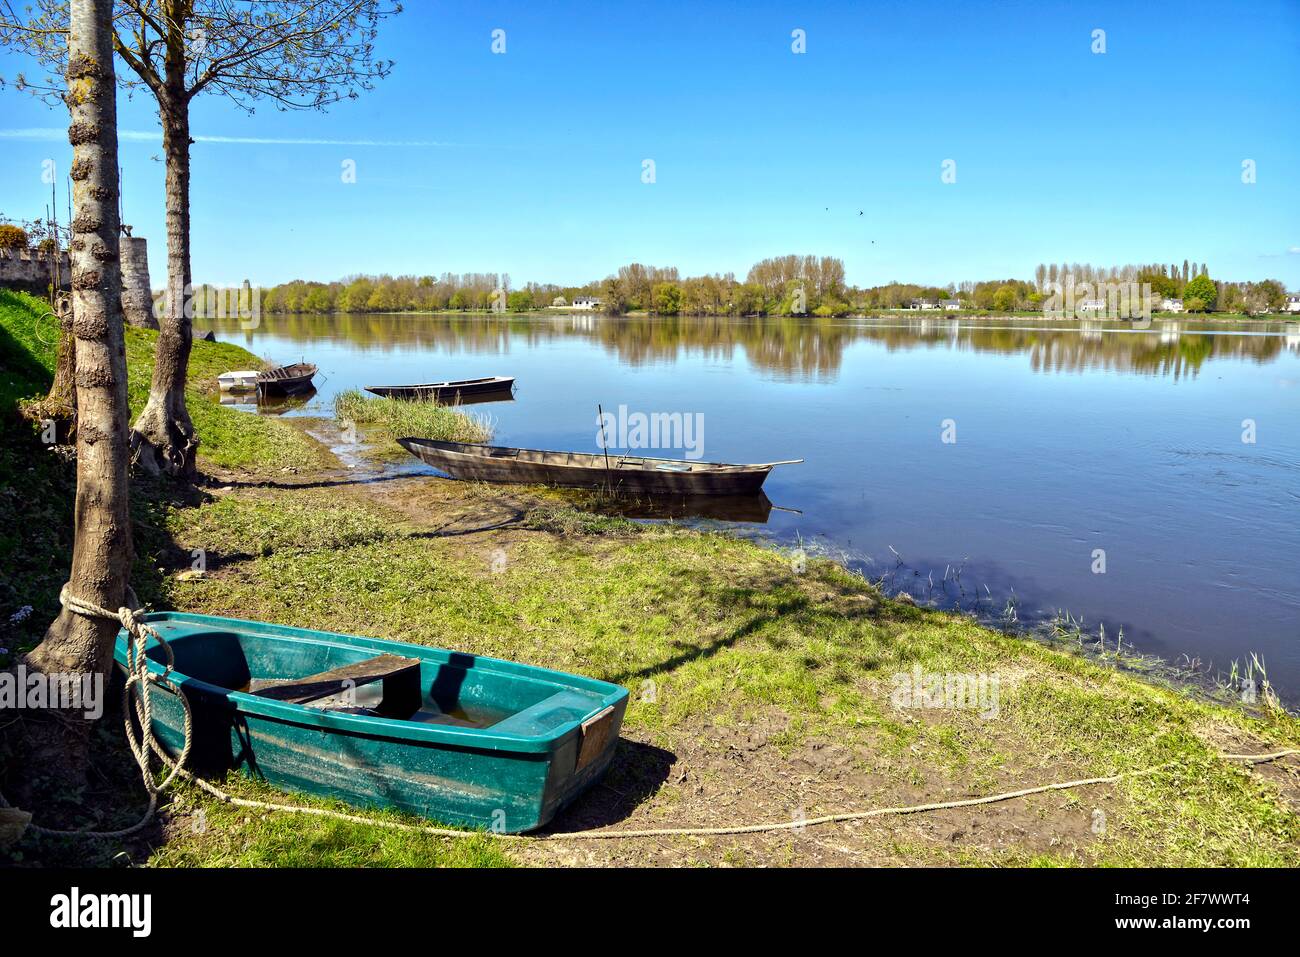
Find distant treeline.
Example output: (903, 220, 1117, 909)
(224, 255, 1292, 318)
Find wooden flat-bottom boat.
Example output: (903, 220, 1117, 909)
(258, 362, 316, 395)
(115, 612, 627, 832)
(365, 376, 515, 403)
(398, 438, 801, 495)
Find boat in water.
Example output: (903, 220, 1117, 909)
(115, 612, 627, 832)
(217, 362, 317, 396)
(217, 369, 260, 392)
(398, 438, 801, 495)
(365, 376, 515, 404)
(257, 362, 317, 395)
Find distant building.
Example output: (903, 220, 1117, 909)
(1286, 295, 1300, 313)
(1160, 298, 1185, 313)
(908, 298, 941, 310)
(572, 296, 602, 311)
(940, 299, 962, 311)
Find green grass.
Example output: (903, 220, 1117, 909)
(0, 287, 324, 472)
(0, 289, 59, 414)
(334, 388, 492, 443)
(156, 486, 1300, 867)
(145, 776, 514, 868)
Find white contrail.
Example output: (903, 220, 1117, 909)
(0, 127, 458, 146)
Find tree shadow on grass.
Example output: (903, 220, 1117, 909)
(401, 505, 528, 540)
(607, 585, 813, 686)
(199, 471, 415, 492)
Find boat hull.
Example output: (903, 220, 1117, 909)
(365, 376, 515, 403)
(258, 363, 317, 396)
(399, 439, 773, 495)
(114, 612, 627, 832)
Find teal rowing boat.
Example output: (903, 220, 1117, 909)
(113, 612, 628, 833)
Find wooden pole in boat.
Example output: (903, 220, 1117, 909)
(597, 403, 613, 492)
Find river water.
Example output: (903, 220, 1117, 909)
(198, 312, 1300, 701)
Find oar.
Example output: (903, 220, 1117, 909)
(597, 403, 614, 492)
(751, 458, 805, 468)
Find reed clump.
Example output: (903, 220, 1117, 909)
(333, 389, 492, 444)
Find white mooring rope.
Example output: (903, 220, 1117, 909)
(1, 588, 1296, 844)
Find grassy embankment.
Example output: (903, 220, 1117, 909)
(0, 287, 329, 651)
(2, 286, 1298, 868)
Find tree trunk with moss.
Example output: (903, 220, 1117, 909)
(10, 0, 134, 797)
(128, 4, 197, 477)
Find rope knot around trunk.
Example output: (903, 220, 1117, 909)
(6, 586, 199, 838)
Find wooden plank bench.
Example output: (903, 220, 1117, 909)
(250, 653, 423, 717)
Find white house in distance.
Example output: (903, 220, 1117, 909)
(572, 296, 602, 311)
(1160, 298, 1185, 313)
(908, 298, 941, 310)
(1286, 294, 1300, 313)
(941, 299, 962, 311)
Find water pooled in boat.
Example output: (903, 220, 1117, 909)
(408, 702, 511, 729)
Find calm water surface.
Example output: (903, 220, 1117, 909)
(199, 312, 1300, 700)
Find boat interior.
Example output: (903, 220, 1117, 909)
(141, 618, 609, 737)
(432, 440, 739, 472)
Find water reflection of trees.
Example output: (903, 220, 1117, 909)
(200, 314, 1289, 379)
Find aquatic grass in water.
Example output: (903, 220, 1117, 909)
(334, 389, 492, 444)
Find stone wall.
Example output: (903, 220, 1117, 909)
(0, 247, 71, 297)
(1, 241, 155, 329)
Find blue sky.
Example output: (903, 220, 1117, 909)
(2, 0, 1298, 289)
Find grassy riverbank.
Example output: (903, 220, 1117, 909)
(2, 287, 1298, 868)
(334, 388, 492, 443)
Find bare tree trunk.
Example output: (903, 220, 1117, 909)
(33, 299, 78, 442)
(14, 0, 133, 792)
(129, 12, 197, 477)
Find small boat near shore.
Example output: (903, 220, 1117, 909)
(218, 362, 317, 396)
(217, 369, 260, 392)
(365, 376, 515, 403)
(115, 611, 628, 832)
(257, 362, 317, 395)
(398, 438, 802, 495)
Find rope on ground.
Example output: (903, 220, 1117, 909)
(172, 749, 1298, 842)
(0, 586, 194, 839)
(3, 594, 1297, 844)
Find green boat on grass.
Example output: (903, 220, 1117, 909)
(113, 612, 628, 833)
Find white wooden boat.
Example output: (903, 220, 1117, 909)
(217, 370, 260, 392)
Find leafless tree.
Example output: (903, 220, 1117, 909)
(2, 1, 399, 476)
